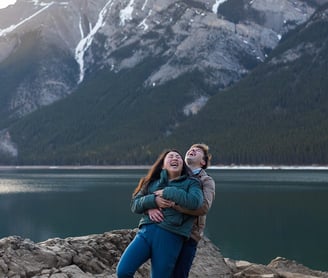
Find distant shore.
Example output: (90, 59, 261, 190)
(0, 165, 151, 170)
(1, 165, 328, 170)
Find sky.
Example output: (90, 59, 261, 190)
(0, 0, 16, 9)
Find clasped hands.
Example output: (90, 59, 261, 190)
(148, 189, 175, 223)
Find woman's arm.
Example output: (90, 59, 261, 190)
(174, 175, 215, 216)
(158, 178, 203, 210)
(131, 192, 158, 214)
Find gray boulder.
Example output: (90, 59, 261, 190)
(0, 229, 327, 278)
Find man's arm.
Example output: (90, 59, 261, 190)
(174, 175, 215, 216)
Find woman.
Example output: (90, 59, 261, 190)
(116, 149, 203, 278)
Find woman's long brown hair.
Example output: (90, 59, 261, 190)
(132, 149, 191, 196)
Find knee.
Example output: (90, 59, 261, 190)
(116, 261, 133, 278)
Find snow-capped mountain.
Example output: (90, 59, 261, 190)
(0, 0, 327, 164)
(0, 0, 317, 118)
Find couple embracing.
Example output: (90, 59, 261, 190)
(117, 144, 216, 278)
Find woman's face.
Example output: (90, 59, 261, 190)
(163, 151, 184, 179)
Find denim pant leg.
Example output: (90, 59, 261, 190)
(116, 228, 151, 278)
(170, 238, 198, 278)
(150, 226, 184, 278)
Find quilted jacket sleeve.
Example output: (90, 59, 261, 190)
(131, 191, 157, 214)
(162, 178, 203, 210)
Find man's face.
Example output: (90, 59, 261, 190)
(185, 146, 205, 167)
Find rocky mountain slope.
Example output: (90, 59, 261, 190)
(0, 0, 315, 119)
(154, 2, 328, 165)
(0, 0, 327, 165)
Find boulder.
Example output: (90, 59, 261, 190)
(226, 257, 328, 278)
(0, 229, 327, 278)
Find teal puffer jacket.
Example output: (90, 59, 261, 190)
(131, 170, 203, 238)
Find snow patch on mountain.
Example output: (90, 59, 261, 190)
(141, 0, 149, 10)
(138, 10, 152, 31)
(120, 0, 135, 26)
(184, 96, 209, 116)
(0, 130, 18, 157)
(0, 2, 54, 37)
(0, 0, 16, 9)
(212, 0, 228, 14)
(75, 0, 114, 83)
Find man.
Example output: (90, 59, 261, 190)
(149, 143, 216, 277)
(171, 143, 215, 277)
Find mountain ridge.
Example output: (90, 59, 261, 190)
(1, 0, 328, 165)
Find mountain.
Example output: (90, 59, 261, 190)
(0, 0, 327, 165)
(161, 3, 328, 166)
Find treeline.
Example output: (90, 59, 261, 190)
(153, 16, 328, 166)
(1, 8, 328, 166)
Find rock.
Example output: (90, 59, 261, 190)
(189, 237, 231, 277)
(0, 229, 327, 278)
(268, 257, 328, 278)
(227, 257, 328, 278)
(0, 229, 230, 277)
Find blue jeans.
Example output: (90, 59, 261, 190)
(171, 237, 198, 278)
(117, 224, 184, 278)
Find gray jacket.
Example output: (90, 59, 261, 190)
(174, 169, 215, 241)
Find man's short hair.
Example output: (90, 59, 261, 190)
(190, 143, 212, 169)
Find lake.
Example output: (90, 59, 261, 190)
(0, 167, 327, 271)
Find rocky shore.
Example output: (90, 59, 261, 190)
(0, 229, 327, 278)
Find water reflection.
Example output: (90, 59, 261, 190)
(0, 168, 327, 271)
(0, 179, 53, 194)
(0, 169, 146, 196)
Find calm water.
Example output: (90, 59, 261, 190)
(0, 167, 327, 271)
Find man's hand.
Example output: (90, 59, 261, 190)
(154, 189, 164, 197)
(148, 208, 164, 222)
(155, 195, 175, 208)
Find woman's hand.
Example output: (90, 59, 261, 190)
(148, 208, 164, 222)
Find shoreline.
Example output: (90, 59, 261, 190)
(1, 165, 328, 170)
(1, 230, 327, 277)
